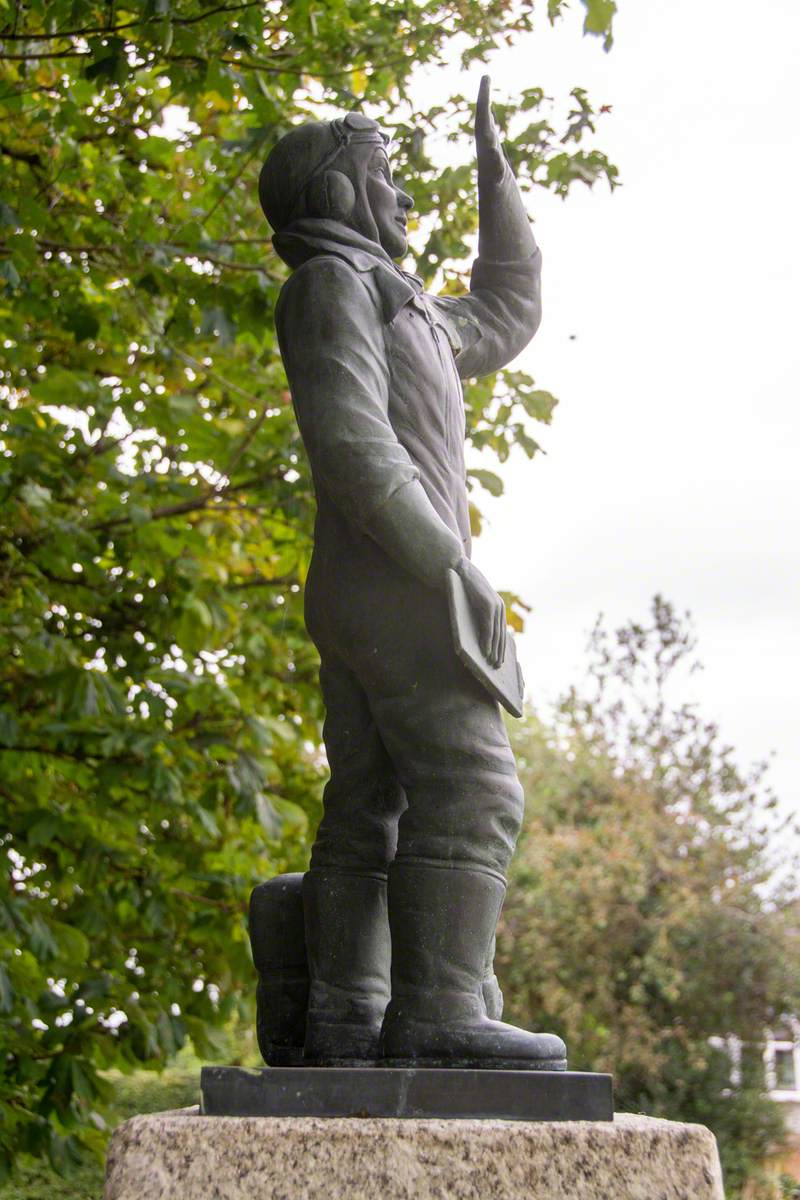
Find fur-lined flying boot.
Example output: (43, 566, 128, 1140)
(303, 868, 391, 1065)
(380, 861, 567, 1070)
(249, 873, 309, 1067)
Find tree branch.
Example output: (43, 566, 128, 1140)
(198, 142, 262, 225)
(88, 469, 282, 533)
(169, 888, 235, 911)
(0, 1, 263, 41)
(0, 141, 43, 166)
(230, 574, 296, 590)
(130, 293, 266, 409)
(0, 48, 88, 60)
(221, 407, 268, 479)
(28, 238, 277, 277)
(0, 744, 139, 762)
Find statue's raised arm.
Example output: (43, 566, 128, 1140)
(432, 75, 542, 380)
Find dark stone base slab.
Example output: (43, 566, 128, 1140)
(200, 1065, 613, 1121)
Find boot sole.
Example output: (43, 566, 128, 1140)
(381, 1056, 568, 1071)
(302, 1057, 381, 1068)
(265, 1045, 306, 1068)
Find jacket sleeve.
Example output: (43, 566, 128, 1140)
(432, 163, 542, 380)
(276, 255, 464, 588)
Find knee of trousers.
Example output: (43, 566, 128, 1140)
(309, 771, 406, 876)
(310, 809, 401, 876)
(395, 773, 525, 878)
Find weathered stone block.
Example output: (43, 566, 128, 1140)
(104, 1106, 725, 1199)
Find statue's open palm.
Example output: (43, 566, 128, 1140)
(475, 76, 506, 184)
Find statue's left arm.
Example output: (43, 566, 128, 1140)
(433, 76, 541, 379)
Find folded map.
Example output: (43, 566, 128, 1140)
(446, 568, 525, 718)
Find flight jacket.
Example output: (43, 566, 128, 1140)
(273, 166, 542, 593)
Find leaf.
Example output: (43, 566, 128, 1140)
(29, 917, 59, 962)
(27, 814, 61, 846)
(468, 501, 483, 537)
(500, 590, 532, 634)
(78, 675, 99, 718)
(19, 482, 53, 511)
(70, 1060, 97, 1104)
(183, 596, 212, 628)
(254, 792, 281, 835)
(515, 429, 542, 458)
(270, 796, 309, 836)
(84, 38, 128, 85)
(519, 389, 559, 423)
(0, 710, 20, 747)
(0, 260, 20, 289)
(0, 964, 13, 1013)
(468, 468, 504, 497)
(64, 306, 100, 343)
(581, 0, 617, 48)
(190, 802, 221, 840)
(168, 393, 199, 419)
(129, 504, 151, 527)
(183, 1015, 229, 1059)
(200, 306, 236, 347)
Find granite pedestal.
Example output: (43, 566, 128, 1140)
(104, 1107, 726, 1200)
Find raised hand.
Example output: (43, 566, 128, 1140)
(475, 75, 506, 185)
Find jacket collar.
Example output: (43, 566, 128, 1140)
(273, 218, 422, 323)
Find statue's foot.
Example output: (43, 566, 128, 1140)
(250, 875, 309, 1067)
(255, 975, 308, 1067)
(380, 1011, 567, 1070)
(262, 1042, 306, 1067)
(382, 863, 568, 1071)
(303, 1015, 383, 1067)
(301, 870, 391, 1067)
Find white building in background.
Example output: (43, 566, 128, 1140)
(714, 1022, 800, 1184)
(765, 1023, 800, 1181)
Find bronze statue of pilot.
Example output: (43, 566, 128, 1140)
(250, 78, 566, 1072)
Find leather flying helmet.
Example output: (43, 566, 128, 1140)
(259, 113, 389, 232)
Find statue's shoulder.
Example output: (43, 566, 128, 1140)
(277, 254, 375, 328)
(280, 254, 367, 297)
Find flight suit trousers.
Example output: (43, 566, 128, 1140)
(305, 539, 525, 882)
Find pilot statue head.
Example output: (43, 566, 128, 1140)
(259, 113, 414, 260)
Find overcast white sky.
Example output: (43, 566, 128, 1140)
(413, 1, 800, 816)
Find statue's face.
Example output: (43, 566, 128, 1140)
(363, 146, 413, 260)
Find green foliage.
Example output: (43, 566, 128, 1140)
(0, 0, 617, 1178)
(499, 598, 800, 1197)
(2, 1066, 198, 1200)
(1, 1151, 102, 1200)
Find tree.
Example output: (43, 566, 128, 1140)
(498, 597, 800, 1196)
(0, 0, 618, 1178)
